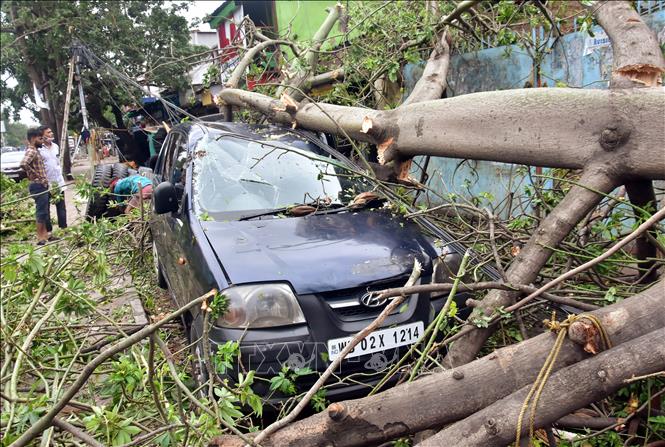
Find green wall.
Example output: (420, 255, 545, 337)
(275, 1, 340, 46)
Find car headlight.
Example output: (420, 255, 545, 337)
(216, 283, 306, 328)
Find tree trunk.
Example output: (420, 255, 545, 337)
(219, 86, 665, 180)
(593, 1, 665, 285)
(591, 1, 664, 89)
(419, 327, 665, 447)
(210, 282, 663, 447)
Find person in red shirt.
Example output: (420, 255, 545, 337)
(20, 128, 50, 245)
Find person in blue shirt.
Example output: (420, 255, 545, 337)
(109, 174, 153, 214)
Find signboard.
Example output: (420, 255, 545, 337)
(583, 29, 611, 56)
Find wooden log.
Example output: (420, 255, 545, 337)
(419, 327, 665, 447)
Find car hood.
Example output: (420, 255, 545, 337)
(200, 210, 436, 294)
(1, 152, 25, 166)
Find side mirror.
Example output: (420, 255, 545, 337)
(153, 182, 178, 214)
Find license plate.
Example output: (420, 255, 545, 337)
(327, 321, 424, 361)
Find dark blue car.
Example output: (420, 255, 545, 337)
(150, 120, 497, 402)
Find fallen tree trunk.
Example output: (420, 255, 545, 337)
(593, 0, 665, 285)
(210, 281, 664, 447)
(419, 327, 665, 447)
(218, 86, 665, 180)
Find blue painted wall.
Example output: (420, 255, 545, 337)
(406, 8, 665, 217)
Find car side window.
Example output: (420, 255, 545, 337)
(155, 134, 173, 177)
(170, 136, 189, 204)
(170, 138, 188, 185)
(161, 134, 181, 180)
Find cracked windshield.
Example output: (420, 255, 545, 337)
(192, 133, 367, 216)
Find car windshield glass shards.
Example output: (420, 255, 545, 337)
(192, 133, 370, 216)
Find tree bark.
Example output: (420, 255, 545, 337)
(418, 327, 665, 447)
(219, 86, 665, 180)
(592, 0, 665, 285)
(591, 1, 664, 89)
(213, 283, 663, 447)
(303, 68, 345, 91)
(400, 31, 450, 107)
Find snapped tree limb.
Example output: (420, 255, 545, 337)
(219, 86, 665, 180)
(419, 327, 665, 447)
(277, 3, 344, 102)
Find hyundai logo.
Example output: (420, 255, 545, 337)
(359, 292, 387, 308)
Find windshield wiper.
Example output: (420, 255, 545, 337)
(310, 194, 387, 216)
(238, 202, 344, 221)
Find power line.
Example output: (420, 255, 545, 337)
(74, 41, 201, 124)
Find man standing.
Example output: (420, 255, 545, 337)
(20, 128, 50, 245)
(38, 125, 67, 230)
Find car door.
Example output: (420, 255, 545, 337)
(152, 131, 181, 290)
(159, 132, 200, 307)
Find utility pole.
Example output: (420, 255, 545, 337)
(59, 55, 75, 175)
(74, 47, 94, 171)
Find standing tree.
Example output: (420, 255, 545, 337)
(1, 1, 203, 175)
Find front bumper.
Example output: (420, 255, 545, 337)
(1, 168, 25, 180)
(202, 285, 471, 401)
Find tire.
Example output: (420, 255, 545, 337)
(85, 164, 114, 220)
(112, 162, 129, 179)
(186, 323, 209, 395)
(152, 241, 168, 289)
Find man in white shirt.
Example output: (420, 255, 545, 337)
(38, 125, 67, 231)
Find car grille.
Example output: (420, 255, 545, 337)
(321, 277, 417, 322)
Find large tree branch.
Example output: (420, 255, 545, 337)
(277, 3, 344, 101)
(591, 1, 665, 89)
(399, 31, 450, 107)
(225, 39, 300, 89)
(419, 327, 665, 447)
(211, 282, 663, 447)
(219, 87, 665, 180)
(591, 1, 664, 285)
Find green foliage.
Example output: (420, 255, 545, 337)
(83, 405, 142, 446)
(213, 340, 239, 375)
(1, 1, 204, 129)
(1, 122, 28, 146)
(104, 354, 146, 402)
(269, 367, 297, 396)
(208, 292, 228, 320)
(213, 387, 245, 425)
(310, 388, 328, 412)
(202, 65, 220, 89)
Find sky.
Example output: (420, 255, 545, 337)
(5, 1, 221, 126)
(181, 0, 220, 31)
